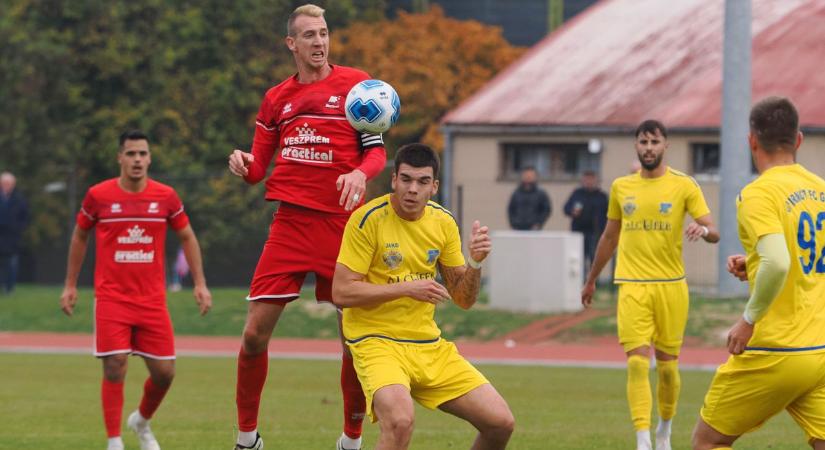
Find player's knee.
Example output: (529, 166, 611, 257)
(486, 409, 516, 440)
(152, 366, 175, 387)
(381, 412, 415, 441)
(241, 328, 269, 354)
(102, 357, 127, 382)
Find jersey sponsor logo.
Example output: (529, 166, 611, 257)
(281, 146, 334, 163)
(284, 123, 332, 146)
(148, 202, 159, 213)
(283, 102, 292, 114)
(386, 271, 435, 284)
(659, 202, 672, 215)
(114, 250, 154, 263)
(624, 220, 672, 232)
(117, 225, 154, 244)
(325, 95, 341, 109)
(426, 249, 440, 265)
(111, 203, 122, 213)
(382, 249, 403, 269)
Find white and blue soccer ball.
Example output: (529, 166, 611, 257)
(344, 79, 401, 134)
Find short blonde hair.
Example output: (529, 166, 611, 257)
(287, 4, 325, 36)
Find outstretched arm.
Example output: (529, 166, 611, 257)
(175, 224, 212, 316)
(60, 226, 90, 316)
(581, 219, 621, 307)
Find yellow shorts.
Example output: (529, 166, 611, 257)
(701, 352, 825, 442)
(617, 281, 688, 355)
(348, 337, 489, 422)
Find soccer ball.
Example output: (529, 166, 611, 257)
(344, 79, 401, 134)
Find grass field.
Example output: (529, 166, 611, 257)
(0, 353, 805, 450)
(0, 285, 549, 341)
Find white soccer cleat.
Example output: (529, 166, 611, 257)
(336, 434, 362, 450)
(655, 435, 672, 450)
(107, 440, 125, 450)
(127, 410, 161, 450)
(233, 433, 263, 450)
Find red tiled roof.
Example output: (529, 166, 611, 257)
(443, 0, 825, 128)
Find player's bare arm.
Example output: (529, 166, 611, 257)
(438, 220, 490, 309)
(685, 214, 720, 243)
(332, 263, 450, 308)
(228, 149, 254, 177)
(336, 168, 367, 212)
(581, 219, 621, 307)
(60, 225, 91, 316)
(175, 224, 212, 316)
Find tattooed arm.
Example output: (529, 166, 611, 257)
(439, 263, 481, 310)
(439, 220, 491, 310)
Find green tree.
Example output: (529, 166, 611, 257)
(332, 6, 525, 152)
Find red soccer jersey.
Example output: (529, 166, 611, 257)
(245, 65, 385, 214)
(76, 178, 189, 304)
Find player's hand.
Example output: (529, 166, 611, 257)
(726, 317, 754, 355)
(193, 284, 212, 316)
(581, 281, 596, 308)
(405, 279, 451, 305)
(726, 254, 748, 282)
(60, 286, 78, 316)
(468, 220, 491, 264)
(684, 222, 707, 242)
(336, 169, 367, 212)
(228, 149, 254, 177)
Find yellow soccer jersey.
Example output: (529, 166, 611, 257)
(337, 194, 466, 342)
(607, 167, 711, 283)
(737, 164, 825, 353)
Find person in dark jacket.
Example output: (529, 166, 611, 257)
(0, 172, 30, 294)
(564, 170, 608, 272)
(507, 167, 552, 230)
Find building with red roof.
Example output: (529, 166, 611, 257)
(442, 0, 825, 289)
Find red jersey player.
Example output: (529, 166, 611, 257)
(60, 130, 212, 450)
(227, 4, 386, 450)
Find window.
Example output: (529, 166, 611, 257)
(691, 143, 720, 176)
(691, 142, 757, 177)
(501, 143, 599, 181)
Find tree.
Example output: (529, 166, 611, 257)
(332, 6, 524, 152)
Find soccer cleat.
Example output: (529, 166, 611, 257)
(655, 435, 672, 450)
(107, 440, 125, 450)
(234, 433, 263, 450)
(127, 411, 161, 450)
(335, 435, 361, 450)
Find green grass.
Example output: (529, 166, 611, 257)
(557, 289, 749, 347)
(0, 353, 805, 449)
(0, 285, 547, 341)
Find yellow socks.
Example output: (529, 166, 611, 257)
(627, 355, 652, 431)
(656, 359, 681, 421)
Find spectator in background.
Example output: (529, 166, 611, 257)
(0, 171, 30, 294)
(564, 170, 608, 274)
(507, 167, 551, 230)
(169, 246, 190, 292)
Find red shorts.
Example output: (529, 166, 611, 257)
(94, 299, 175, 359)
(248, 203, 348, 303)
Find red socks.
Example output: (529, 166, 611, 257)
(341, 354, 366, 439)
(236, 348, 269, 432)
(138, 377, 170, 420)
(101, 379, 124, 437)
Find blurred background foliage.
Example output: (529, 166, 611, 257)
(0, 0, 522, 284)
